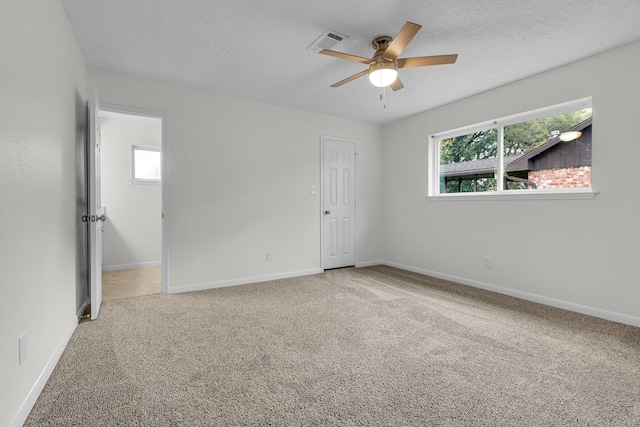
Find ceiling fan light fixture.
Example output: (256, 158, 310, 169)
(368, 62, 398, 87)
(320, 21, 458, 91)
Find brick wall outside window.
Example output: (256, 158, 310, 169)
(529, 166, 591, 189)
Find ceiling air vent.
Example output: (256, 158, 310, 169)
(307, 29, 347, 51)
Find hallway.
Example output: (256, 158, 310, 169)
(102, 267, 161, 300)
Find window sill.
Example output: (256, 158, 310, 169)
(130, 179, 161, 186)
(427, 188, 598, 201)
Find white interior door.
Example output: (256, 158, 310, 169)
(88, 91, 104, 319)
(322, 137, 356, 269)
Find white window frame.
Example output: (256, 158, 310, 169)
(428, 97, 597, 201)
(131, 144, 161, 184)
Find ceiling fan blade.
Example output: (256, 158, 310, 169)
(383, 21, 422, 61)
(397, 54, 458, 68)
(330, 69, 369, 88)
(390, 77, 404, 92)
(320, 49, 372, 64)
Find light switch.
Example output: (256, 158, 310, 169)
(310, 185, 317, 195)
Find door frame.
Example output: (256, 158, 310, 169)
(99, 102, 169, 294)
(320, 135, 358, 270)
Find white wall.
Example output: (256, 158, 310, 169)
(0, 1, 87, 425)
(100, 113, 162, 269)
(88, 69, 383, 291)
(381, 39, 640, 324)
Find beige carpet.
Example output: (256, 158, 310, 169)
(26, 266, 640, 426)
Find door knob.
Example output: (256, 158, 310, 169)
(324, 210, 331, 215)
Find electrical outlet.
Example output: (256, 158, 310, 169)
(483, 256, 492, 269)
(266, 251, 273, 262)
(19, 333, 27, 365)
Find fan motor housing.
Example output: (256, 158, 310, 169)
(372, 36, 393, 52)
(372, 36, 394, 65)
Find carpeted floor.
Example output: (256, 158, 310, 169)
(25, 266, 640, 426)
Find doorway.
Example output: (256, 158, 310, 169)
(321, 136, 357, 270)
(98, 105, 166, 300)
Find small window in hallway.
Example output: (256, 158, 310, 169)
(132, 145, 161, 183)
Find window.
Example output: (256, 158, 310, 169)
(131, 145, 161, 183)
(430, 97, 594, 199)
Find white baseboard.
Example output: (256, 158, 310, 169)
(356, 260, 384, 268)
(168, 268, 324, 294)
(10, 316, 77, 427)
(102, 261, 161, 271)
(381, 261, 640, 328)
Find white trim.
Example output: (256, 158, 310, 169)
(102, 261, 161, 271)
(356, 260, 384, 268)
(167, 268, 323, 294)
(10, 316, 77, 427)
(432, 120, 497, 142)
(497, 126, 505, 192)
(100, 103, 165, 120)
(427, 135, 438, 197)
(99, 102, 169, 294)
(380, 261, 640, 328)
(161, 113, 169, 294)
(427, 188, 598, 201)
(320, 135, 358, 270)
(129, 179, 161, 186)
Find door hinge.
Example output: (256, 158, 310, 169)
(81, 214, 107, 223)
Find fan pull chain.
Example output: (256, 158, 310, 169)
(380, 86, 387, 109)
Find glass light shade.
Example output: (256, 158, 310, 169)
(369, 62, 398, 87)
(559, 131, 582, 142)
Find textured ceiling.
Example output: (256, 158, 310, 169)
(60, 0, 640, 124)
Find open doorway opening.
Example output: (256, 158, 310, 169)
(98, 108, 164, 300)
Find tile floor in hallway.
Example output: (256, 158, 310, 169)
(102, 266, 162, 300)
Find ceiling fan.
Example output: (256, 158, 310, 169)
(320, 21, 458, 91)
